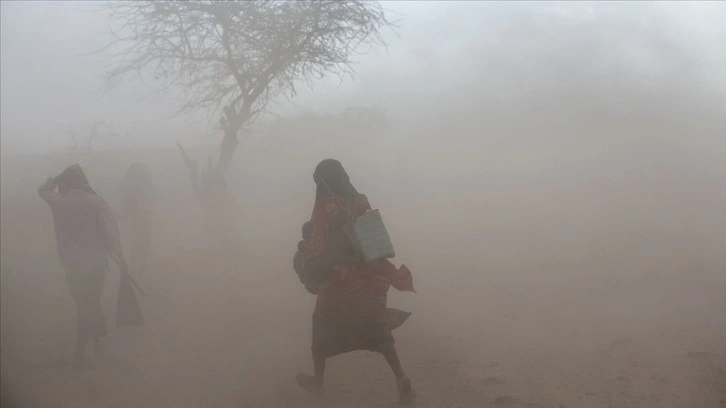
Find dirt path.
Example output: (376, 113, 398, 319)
(2, 197, 725, 408)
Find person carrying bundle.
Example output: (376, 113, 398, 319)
(294, 159, 416, 404)
(38, 164, 130, 368)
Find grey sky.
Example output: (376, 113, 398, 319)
(1, 1, 724, 155)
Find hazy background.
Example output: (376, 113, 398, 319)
(1, 2, 725, 408)
(2, 1, 724, 154)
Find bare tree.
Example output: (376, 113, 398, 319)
(98, 1, 394, 188)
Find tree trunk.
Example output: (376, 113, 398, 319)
(216, 128, 240, 182)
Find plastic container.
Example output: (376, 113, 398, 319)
(347, 209, 395, 264)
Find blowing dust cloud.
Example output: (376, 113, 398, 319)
(1, 1, 725, 407)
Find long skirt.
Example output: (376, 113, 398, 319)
(312, 308, 411, 359)
(66, 266, 107, 338)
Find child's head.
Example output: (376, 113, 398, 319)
(301, 221, 313, 240)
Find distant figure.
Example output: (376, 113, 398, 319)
(176, 141, 243, 253)
(38, 164, 128, 368)
(116, 162, 154, 282)
(295, 159, 416, 404)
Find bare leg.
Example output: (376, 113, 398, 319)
(70, 270, 105, 369)
(381, 343, 405, 379)
(380, 343, 415, 405)
(73, 306, 90, 367)
(297, 350, 326, 398)
(314, 355, 326, 386)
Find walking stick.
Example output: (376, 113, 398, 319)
(109, 254, 146, 297)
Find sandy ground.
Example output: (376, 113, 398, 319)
(1, 156, 725, 408)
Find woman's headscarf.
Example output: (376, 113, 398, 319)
(55, 164, 96, 195)
(313, 159, 358, 201)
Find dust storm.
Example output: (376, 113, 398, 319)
(1, 2, 725, 407)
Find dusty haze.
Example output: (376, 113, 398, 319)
(1, 1, 725, 407)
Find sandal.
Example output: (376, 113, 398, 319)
(397, 376, 416, 405)
(296, 373, 324, 398)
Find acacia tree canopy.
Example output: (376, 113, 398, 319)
(99, 0, 393, 181)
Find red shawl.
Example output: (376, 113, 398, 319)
(298, 194, 414, 321)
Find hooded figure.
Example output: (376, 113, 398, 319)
(38, 164, 128, 368)
(56, 163, 96, 195)
(295, 159, 416, 404)
(313, 159, 359, 201)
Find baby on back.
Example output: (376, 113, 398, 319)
(294, 221, 316, 294)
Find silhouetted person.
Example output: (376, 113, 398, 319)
(295, 159, 416, 404)
(38, 164, 128, 368)
(177, 141, 243, 253)
(116, 162, 154, 283)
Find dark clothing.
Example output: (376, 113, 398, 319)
(56, 164, 96, 195)
(312, 313, 394, 358)
(312, 308, 411, 359)
(38, 164, 121, 360)
(38, 182, 122, 276)
(116, 275, 144, 327)
(299, 160, 415, 359)
(313, 159, 359, 201)
(67, 265, 108, 339)
(294, 250, 318, 295)
(299, 194, 414, 321)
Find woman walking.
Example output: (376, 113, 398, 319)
(295, 159, 416, 404)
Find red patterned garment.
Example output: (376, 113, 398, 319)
(298, 194, 415, 323)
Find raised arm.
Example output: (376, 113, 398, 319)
(37, 177, 60, 206)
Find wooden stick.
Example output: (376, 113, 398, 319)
(108, 254, 146, 297)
